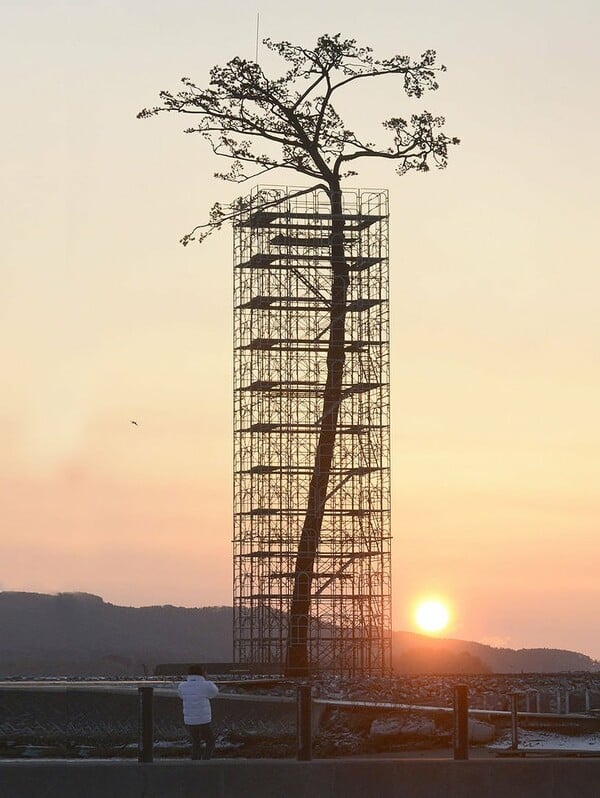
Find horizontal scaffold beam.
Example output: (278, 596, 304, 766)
(237, 508, 385, 517)
(237, 296, 383, 312)
(238, 338, 384, 352)
(238, 210, 384, 231)
(238, 423, 385, 434)
(237, 467, 382, 478)
(238, 380, 385, 394)
(236, 254, 383, 271)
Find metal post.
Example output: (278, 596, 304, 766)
(138, 686, 154, 763)
(453, 685, 469, 760)
(585, 689, 591, 713)
(510, 693, 519, 751)
(297, 683, 312, 761)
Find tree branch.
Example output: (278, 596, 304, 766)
(180, 182, 330, 245)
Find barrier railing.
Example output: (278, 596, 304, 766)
(1, 680, 600, 761)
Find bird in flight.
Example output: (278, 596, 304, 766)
(130, 420, 138, 426)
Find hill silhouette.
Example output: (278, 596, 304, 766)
(391, 630, 599, 674)
(0, 591, 232, 676)
(0, 592, 597, 676)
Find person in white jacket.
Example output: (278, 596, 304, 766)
(177, 664, 219, 760)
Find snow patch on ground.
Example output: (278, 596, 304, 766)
(490, 729, 600, 751)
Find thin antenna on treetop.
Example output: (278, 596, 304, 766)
(255, 13, 260, 64)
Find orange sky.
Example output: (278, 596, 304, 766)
(1, 1, 599, 657)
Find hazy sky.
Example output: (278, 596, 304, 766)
(2, 0, 599, 656)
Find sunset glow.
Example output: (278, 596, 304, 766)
(415, 600, 451, 635)
(1, 1, 599, 661)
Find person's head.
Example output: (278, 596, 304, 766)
(188, 663, 206, 677)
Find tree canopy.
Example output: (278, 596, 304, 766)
(138, 33, 459, 243)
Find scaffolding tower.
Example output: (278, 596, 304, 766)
(233, 185, 391, 674)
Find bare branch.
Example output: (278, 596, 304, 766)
(180, 183, 330, 246)
(140, 32, 458, 237)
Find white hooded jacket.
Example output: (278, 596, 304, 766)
(178, 675, 219, 725)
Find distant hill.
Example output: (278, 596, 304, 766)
(0, 591, 232, 677)
(391, 630, 599, 674)
(0, 592, 597, 676)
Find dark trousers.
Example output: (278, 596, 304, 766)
(187, 723, 215, 760)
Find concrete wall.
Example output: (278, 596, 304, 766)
(2, 758, 600, 798)
(0, 688, 297, 746)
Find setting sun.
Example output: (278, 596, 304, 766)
(415, 599, 451, 635)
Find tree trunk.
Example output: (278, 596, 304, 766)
(286, 183, 348, 676)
